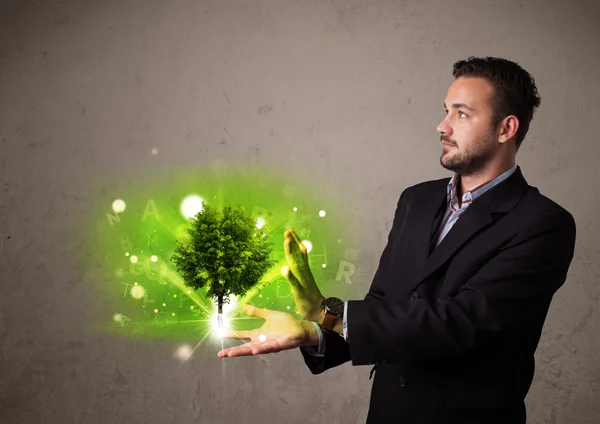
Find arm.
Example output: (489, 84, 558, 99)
(346, 208, 576, 365)
(298, 192, 409, 373)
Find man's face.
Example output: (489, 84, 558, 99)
(437, 76, 501, 175)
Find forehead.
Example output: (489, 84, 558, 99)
(445, 77, 494, 111)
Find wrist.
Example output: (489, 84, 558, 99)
(300, 320, 320, 347)
(316, 297, 326, 325)
(332, 315, 344, 336)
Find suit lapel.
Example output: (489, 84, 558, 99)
(406, 179, 449, 278)
(412, 166, 529, 287)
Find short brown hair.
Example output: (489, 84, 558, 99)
(452, 56, 541, 149)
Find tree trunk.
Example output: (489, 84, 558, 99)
(217, 294, 223, 314)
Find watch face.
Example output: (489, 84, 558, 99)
(324, 297, 344, 316)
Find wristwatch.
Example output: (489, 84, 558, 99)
(320, 297, 345, 331)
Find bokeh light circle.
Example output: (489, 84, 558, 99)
(180, 195, 204, 219)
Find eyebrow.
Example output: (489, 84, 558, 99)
(444, 102, 475, 112)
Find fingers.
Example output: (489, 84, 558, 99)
(284, 232, 310, 273)
(217, 340, 281, 358)
(285, 229, 307, 255)
(283, 266, 301, 287)
(288, 229, 305, 252)
(217, 343, 254, 358)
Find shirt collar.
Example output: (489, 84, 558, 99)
(446, 163, 518, 205)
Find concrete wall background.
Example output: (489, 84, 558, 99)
(1, 0, 599, 423)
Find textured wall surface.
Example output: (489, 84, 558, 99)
(1, 0, 599, 423)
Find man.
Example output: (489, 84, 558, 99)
(217, 57, 576, 423)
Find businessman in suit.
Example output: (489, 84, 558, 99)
(217, 56, 577, 423)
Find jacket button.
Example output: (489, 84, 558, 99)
(398, 377, 407, 387)
(409, 291, 419, 300)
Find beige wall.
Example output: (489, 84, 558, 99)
(1, 0, 599, 423)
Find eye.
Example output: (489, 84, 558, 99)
(459, 111, 467, 118)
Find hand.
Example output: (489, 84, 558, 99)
(283, 229, 326, 323)
(216, 304, 319, 358)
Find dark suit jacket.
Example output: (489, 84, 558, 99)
(301, 166, 576, 424)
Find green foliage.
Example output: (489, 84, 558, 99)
(171, 202, 275, 307)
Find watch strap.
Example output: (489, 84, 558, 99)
(321, 310, 338, 331)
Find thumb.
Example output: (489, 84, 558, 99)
(243, 304, 268, 319)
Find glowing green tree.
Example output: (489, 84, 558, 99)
(171, 202, 275, 321)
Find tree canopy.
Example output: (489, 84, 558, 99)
(171, 202, 275, 311)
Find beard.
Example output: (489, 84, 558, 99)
(440, 131, 497, 176)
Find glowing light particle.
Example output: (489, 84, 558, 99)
(125, 252, 129, 257)
(258, 334, 267, 342)
(130, 285, 145, 299)
(151, 255, 158, 262)
(173, 345, 193, 362)
(162, 303, 166, 307)
(112, 199, 126, 214)
(113, 313, 131, 327)
(293, 207, 297, 212)
(301, 240, 313, 253)
(172, 312, 176, 316)
(154, 309, 158, 313)
(130, 255, 138, 263)
(322, 264, 327, 268)
(319, 210, 326, 217)
(211, 313, 230, 339)
(180, 195, 204, 219)
(281, 265, 289, 276)
(256, 216, 266, 229)
(150, 148, 159, 156)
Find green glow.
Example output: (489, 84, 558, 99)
(82, 164, 359, 341)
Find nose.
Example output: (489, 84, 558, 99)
(437, 117, 452, 136)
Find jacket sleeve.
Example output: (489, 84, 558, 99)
(346, 207, 577, 365)
(299, 330, 351, 374)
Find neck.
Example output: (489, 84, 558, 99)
(458, 161, 515, 195)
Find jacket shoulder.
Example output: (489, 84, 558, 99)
(401, 177, 450, 199)
(522, 184, 572, 214)
(521, 186, 576, 226)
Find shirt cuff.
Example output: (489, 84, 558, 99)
(300, 321, 325, 356)
(343, 301, 348, 341)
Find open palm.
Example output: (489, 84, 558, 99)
(217, 305, 314, 358)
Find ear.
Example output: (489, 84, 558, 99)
(498, 115, 519, 144)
